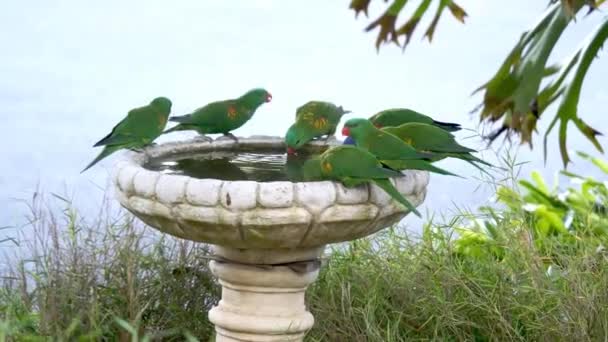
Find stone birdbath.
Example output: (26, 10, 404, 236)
(112, 136, 429, 341)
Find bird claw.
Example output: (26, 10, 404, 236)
(218, 133, 239, 143)
(128, 148, 144, 153)
(194, 135, 213, 143)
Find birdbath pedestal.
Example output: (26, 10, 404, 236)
(112, 136, 429, 342)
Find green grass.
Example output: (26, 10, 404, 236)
(2, 151, 608, 341)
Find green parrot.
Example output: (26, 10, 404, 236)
(285, 101, 350, 154)
(285, 153, 320, 182)
(163, 88, 272, 141)
(303, 145, 422, 217)
(382, 123, 494, 171)
(81, 97, 172, 173)
(369, 108, 461, 132)
(300, 154, 324, 182)
(341, 118, 461, 178)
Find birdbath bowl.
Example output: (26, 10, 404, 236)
(112, 135, 429, 342)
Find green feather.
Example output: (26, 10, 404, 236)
(82, 97, 171, 173)
(164, 88, 270, 135)
(343, 118, 463, 178)
(381, 159, 463, 178)
(286, 101, 350, 150)
(81, 145, 123, 173)
(372, 179, 421, 217)
(370, 108, 461, 132)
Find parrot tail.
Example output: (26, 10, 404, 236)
(168, 114, 193, 123)
(385, 159, 464, 178)
(81, 145, 122, 173)
(432, 120, 462, 132)
(372, 179, 421, 218)
(417, 160, 465, 179)
(465, 159, 494, 177)
(464, 153, 494, 168)
(162, 124, 185, 134)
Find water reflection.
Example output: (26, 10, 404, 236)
(145, 151, 317, 182)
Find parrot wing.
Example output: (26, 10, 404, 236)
(323, 146, 403, 179)
(301, 155, 324, 181)
(93, 106, 155, 147)
(365, 131, 435, 161)
(383, 123, 475, 153)
(370, 108, 433, 127)
(170, 101, 231, 126)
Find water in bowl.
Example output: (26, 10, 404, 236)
(144, 151, 316, 182)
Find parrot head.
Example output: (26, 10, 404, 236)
(151, 97, 173, 112)
(242, 88, 272, 106)
(341, 118, 376, 140)
(285, 124, 306, 155)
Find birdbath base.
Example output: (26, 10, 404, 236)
(208, 246, 325, 342)
(112, 136, 429, 341)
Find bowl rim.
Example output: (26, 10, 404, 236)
(118, 135, 351, 186)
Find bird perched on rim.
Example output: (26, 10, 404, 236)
(343, 108, 461, 145)
(382, 123, 493, 172)
(341, 118, 461, 177)
(302, 145, 422, 217)
(285, 101, 350, 155)
(163, 88, 272, 141)
(370, 108, 461, 132)
(81, 97, 172, 173)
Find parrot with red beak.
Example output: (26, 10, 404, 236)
(343, 108, 461, 145)
(163, 88, 272, 141)
(302, 145, 422, 217)
(382, 123, 493, 171)
(285, 101, 350, 155)
(342, 118, 462, 177)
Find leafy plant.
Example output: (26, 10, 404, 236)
(350, 0, 608, 167)
(453, 151, 608, 264)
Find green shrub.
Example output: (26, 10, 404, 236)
(1, 152, 607, 341)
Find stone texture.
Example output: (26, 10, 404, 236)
(156, 175, 189, 204)
(319, 204, 378, 223)
(117, 165, 139, 194)
(186, 179, 222, 206)
(294, 182, 336, 215)
(242, 208, 310, 227)
(242, 208, 311, 248)
(369, 182, 392, 207)
(209, 259, 318, 341)
(394, 173, 416, 195)
(176, 205, 220, 224)
(258, 182, 294, 208)
(415, 171, 431, 193)
(335, 183, 369, 204)
(128, 197, 171, 219)
(133, 169, 160, 198)
(221, 181, 258, 210)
